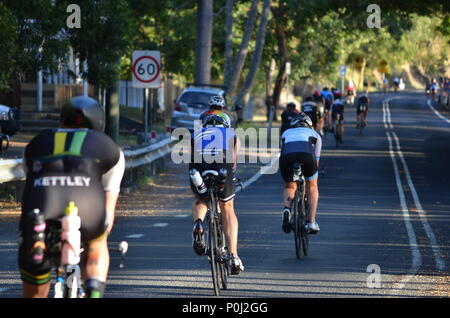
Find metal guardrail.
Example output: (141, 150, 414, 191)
(0, 136, 177, 184)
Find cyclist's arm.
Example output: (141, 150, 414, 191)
(101, 150, 125, 233)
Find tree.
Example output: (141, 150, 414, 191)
(234, 0, 271, 123)
(0, 3, 17, 91)
(195, 0, 214, 84)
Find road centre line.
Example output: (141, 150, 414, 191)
(383, 97, 445, 274)
(386, 131, 421, 289)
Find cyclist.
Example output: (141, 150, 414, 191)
(320, 87, 334, 131)
(281, 102, 299, 136)
(190, 96, 244, 275)
(430, 78, 438, 100)
(301, 96, 321, 135)
(18, 96, 125, 298)
(356, 92, 370, 128)
(280, 112, 322, 234)
(346, 80, 356, 105)
(312, 91, 325, 136)
(330, 92, 345, 143)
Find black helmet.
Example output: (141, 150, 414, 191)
(60, 96, 105, 131)
(202, 113, 230, 128)
(287, 102, 296, 109)
(290, 112, 313, 129)
(208, 95, 226, 109)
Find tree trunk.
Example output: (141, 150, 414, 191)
(265, 58, 276, 121)
(235, 0, 272, 123)
(226, 0, 260, 97)
(195, 0, 213, 85)
(271, 5, 289, 117)
(223, 0, 235, 89)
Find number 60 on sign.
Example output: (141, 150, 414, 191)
(132, 50, 161, 88)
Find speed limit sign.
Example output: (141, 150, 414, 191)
(132, 50, 161, 88)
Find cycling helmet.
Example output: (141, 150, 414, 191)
(202, 113, 230, 128)
(287, 102, 296, 109)
(208, 95, 226, 109)
(290, 112, 313, 129)
(333, 90, 342, 98)
(313, 91, 320, 96)
(60, 96, 105, 131)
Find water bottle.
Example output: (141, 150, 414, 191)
(190, 169, 207, 194)
(61, 201, 81, 265)
(29, 209, 46, 264)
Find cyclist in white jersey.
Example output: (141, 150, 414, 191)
(279, 113, 322, 234)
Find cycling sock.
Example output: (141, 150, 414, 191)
(85, 278, 106, 298)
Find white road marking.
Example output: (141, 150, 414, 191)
(427, 99, 450, 124)
(386, 132, 422, 290)
(239, 154, 280, 191)
(383, 97, 445, 284)
(174, 215, 189, 218)
(391, 132, 445, 271)
(125, 234, 145, 239)
(152, 223, 169, 227)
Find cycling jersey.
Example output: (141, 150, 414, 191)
(320, 91, 334, 109)
(280, 109, 299, 135)
(301, 101, 319, 126)
(19, 128, 124, 285)
(280, 127, 322, 181)
(331, 101, 345, 121)
(189, 127, 237, 202)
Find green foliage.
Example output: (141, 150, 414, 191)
(2, 0, 69, 80)
(0, 3, 16, 91)
(68, 0, 134, 88)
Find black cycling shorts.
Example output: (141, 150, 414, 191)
(357, 103, 368, 114)
(18, 174, 107, 285)
(332, 107, 345, 122)
(303, 111, 318, 126)
(189, 163, 236, 202)
(279, 152, 318, 182)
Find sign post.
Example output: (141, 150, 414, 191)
(132, 51, 161, 143)
(339, 65, 347, 94)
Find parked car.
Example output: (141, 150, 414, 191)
(0, 104, 20, 136)
(171, 84, 236, 132)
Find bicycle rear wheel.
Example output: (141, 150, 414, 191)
(300, 198, 309, 257)
(293, 190, 303, 259)
(207, 202, 221, 296)
(217, 225, 228, 290)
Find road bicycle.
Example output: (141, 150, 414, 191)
(356, 104, 368, 135)
(30, 208, 128, 298)
(333, 113, 343, 147)
(290, 163, 309, 259)
(201, 169, 231, 296)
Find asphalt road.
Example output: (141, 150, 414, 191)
(0, 91, 449, 299)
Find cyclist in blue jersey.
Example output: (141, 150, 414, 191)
(189, 96, 244, 275)
(320, 87, 334, 131)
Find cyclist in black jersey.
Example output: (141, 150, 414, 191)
(18, 96, 125, 298)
